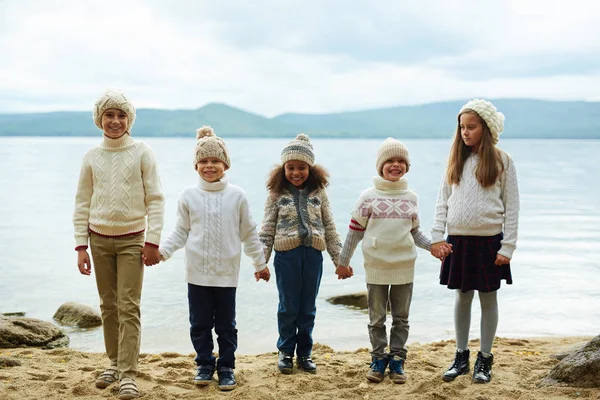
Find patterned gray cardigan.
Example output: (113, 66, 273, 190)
(259, 187, 342, 265)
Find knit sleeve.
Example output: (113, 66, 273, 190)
(239, 194, 267, 272)
(338, 219, 366, 267)
(159, 192, 190, 261)
(258, 194, 278, 264)
(431, 171, 451, 244)
(320, 189, 342, 265)
(411, 194, 431, 250)
(141, 145, 165, 246)
(73, 154, 93, 248)
(498, 154, 520, 259)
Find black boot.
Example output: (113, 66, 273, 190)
(442, 349, 470, 382)
(278, 352, 294, 374)
(472, 352, 494, 383)
(297, 355, 317, 373)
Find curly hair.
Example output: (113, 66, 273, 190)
(266, 163, 330, 195)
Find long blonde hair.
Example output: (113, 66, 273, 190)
(446, 110, 504, 188)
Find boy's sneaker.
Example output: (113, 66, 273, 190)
(217, 366, 237, 391)
(366, 357, 388, 383)
(193, 365, 214, 386)
(388, 355, 407, 384)
(297, 355, 317, 373)
(278, 352, 294, 374)
(472, 352, 494, 383)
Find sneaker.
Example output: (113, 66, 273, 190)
(217, 366, 237, 391)
(472, 352, 494, 383)
(442, 349, 470, 382)
(297, 355, 317, 373)
(193, 364, 214, 386)
(278, 352, 294, 374)
(388, 355, 407, 384)
(366, 357, 388, 383)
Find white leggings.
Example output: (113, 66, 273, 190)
(454, 290, 498, 354)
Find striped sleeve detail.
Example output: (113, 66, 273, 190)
(349, 218, 366, 232)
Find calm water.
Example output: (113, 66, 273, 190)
(0, 137, 598, 354)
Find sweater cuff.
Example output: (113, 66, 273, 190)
(254, 263, 267, 272)
(75, 235, 89, 248)
(75, 245, 88, 251)
(159, 248, 171, 261)
(497, 245, 515, 260)
(145, 233, 161, 247)
(144, 242, 159, 248)
(431, 231, 446, 244)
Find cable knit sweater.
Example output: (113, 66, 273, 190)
(259, 187, 342, 265)
(338, 177, 430, 285)
(432, 151, 520, 259)
(73, 134, 165, 247)
(159, 175, 267, 288)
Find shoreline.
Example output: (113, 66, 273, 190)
(1, 336, 598, 400)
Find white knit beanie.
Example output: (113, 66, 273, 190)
(459, 99, 505, 144)
(281, 133, 315, 166)
(93, 89, 136, 132)
(375, 137, 411, 176)
(194, 126, 231, 169)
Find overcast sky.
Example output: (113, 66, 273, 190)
(1, 0, 599, 116)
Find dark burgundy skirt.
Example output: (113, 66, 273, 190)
(439, 234, 512, 292)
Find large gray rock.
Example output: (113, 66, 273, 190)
(0, 316, 69, 349)
(53, 302, 102, 328)
(327, 292, 368, 309)
(542, 335, 600, 388)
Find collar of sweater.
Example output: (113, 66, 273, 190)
(373, 176, 408, 193)
(199, 174, 229, 191)
(101, 133, 134, 149)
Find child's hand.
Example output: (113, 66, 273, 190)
(431, 242, 452, 261)
(254, 267, 271, 282)
(495, 254, 510, 266)
(335, 265, 353, 280)
(77, 249, 92, 275)
(142, 245, 161, 266)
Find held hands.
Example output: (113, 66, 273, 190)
(254, 267, 271, 282)
(431, 242, 453, 261)
(495, 254, 510, 266)
(141, 244, 161, 266)
(335, 265, 354, 280)
(77, 249, 92, 275)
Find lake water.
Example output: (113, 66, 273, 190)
(0, 137, 598, 355)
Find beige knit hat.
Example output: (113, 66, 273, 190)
(93, 89, 136, 132)
(281, 133, 315, 166)
(459, 99, 505, 144)
(376, 137, 411, 176)
(194, 126, 231, 169)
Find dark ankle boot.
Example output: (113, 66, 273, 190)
(472, 352, 494, 383)
(277, 352, 293, 374)
(442, 349, 470, 382)
(297, 355, 317, 373)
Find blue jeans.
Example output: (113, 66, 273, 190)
(187, 284, 237, 369)
(274, 246, 323, 357)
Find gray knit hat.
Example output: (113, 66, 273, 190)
(93, 89, 136, 132)
(376, 137, 410, 176)
(459, 99, 505, 144)
(194, 126, 231, 169)
(281, 133, 315, 166)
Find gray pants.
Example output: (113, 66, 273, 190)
(367, 283, 413, 359)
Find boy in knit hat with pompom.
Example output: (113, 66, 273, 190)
(337, 138, 452, 384)
(73, 89, 165, 399)
(158, 126, 270, 391)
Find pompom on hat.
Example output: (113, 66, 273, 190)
(459, 99, 505, 144)
(193, 126, 231, 169)
(93, 89, 136, 132)
(375, 137, 411, 176)
(281, 133, 315, 166)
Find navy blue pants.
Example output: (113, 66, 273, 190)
(187, 284, 237, 369)
(274, 246, 323, 357)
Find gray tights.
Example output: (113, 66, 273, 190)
(454, 290, 498, 354)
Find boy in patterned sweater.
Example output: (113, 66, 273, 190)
(337, 138, 451, 385)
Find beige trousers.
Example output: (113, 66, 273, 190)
(90, 232, 145, 379)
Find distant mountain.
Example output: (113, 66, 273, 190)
(0, 99, 598, 138)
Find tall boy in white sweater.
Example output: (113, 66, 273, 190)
(158, 126, 270, 391)
(337, 138, 451, 385)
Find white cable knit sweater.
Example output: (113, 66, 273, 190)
(73, 134, 165, 247)
(159, 175, 267, 288)
(431, 151, 520, 259)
